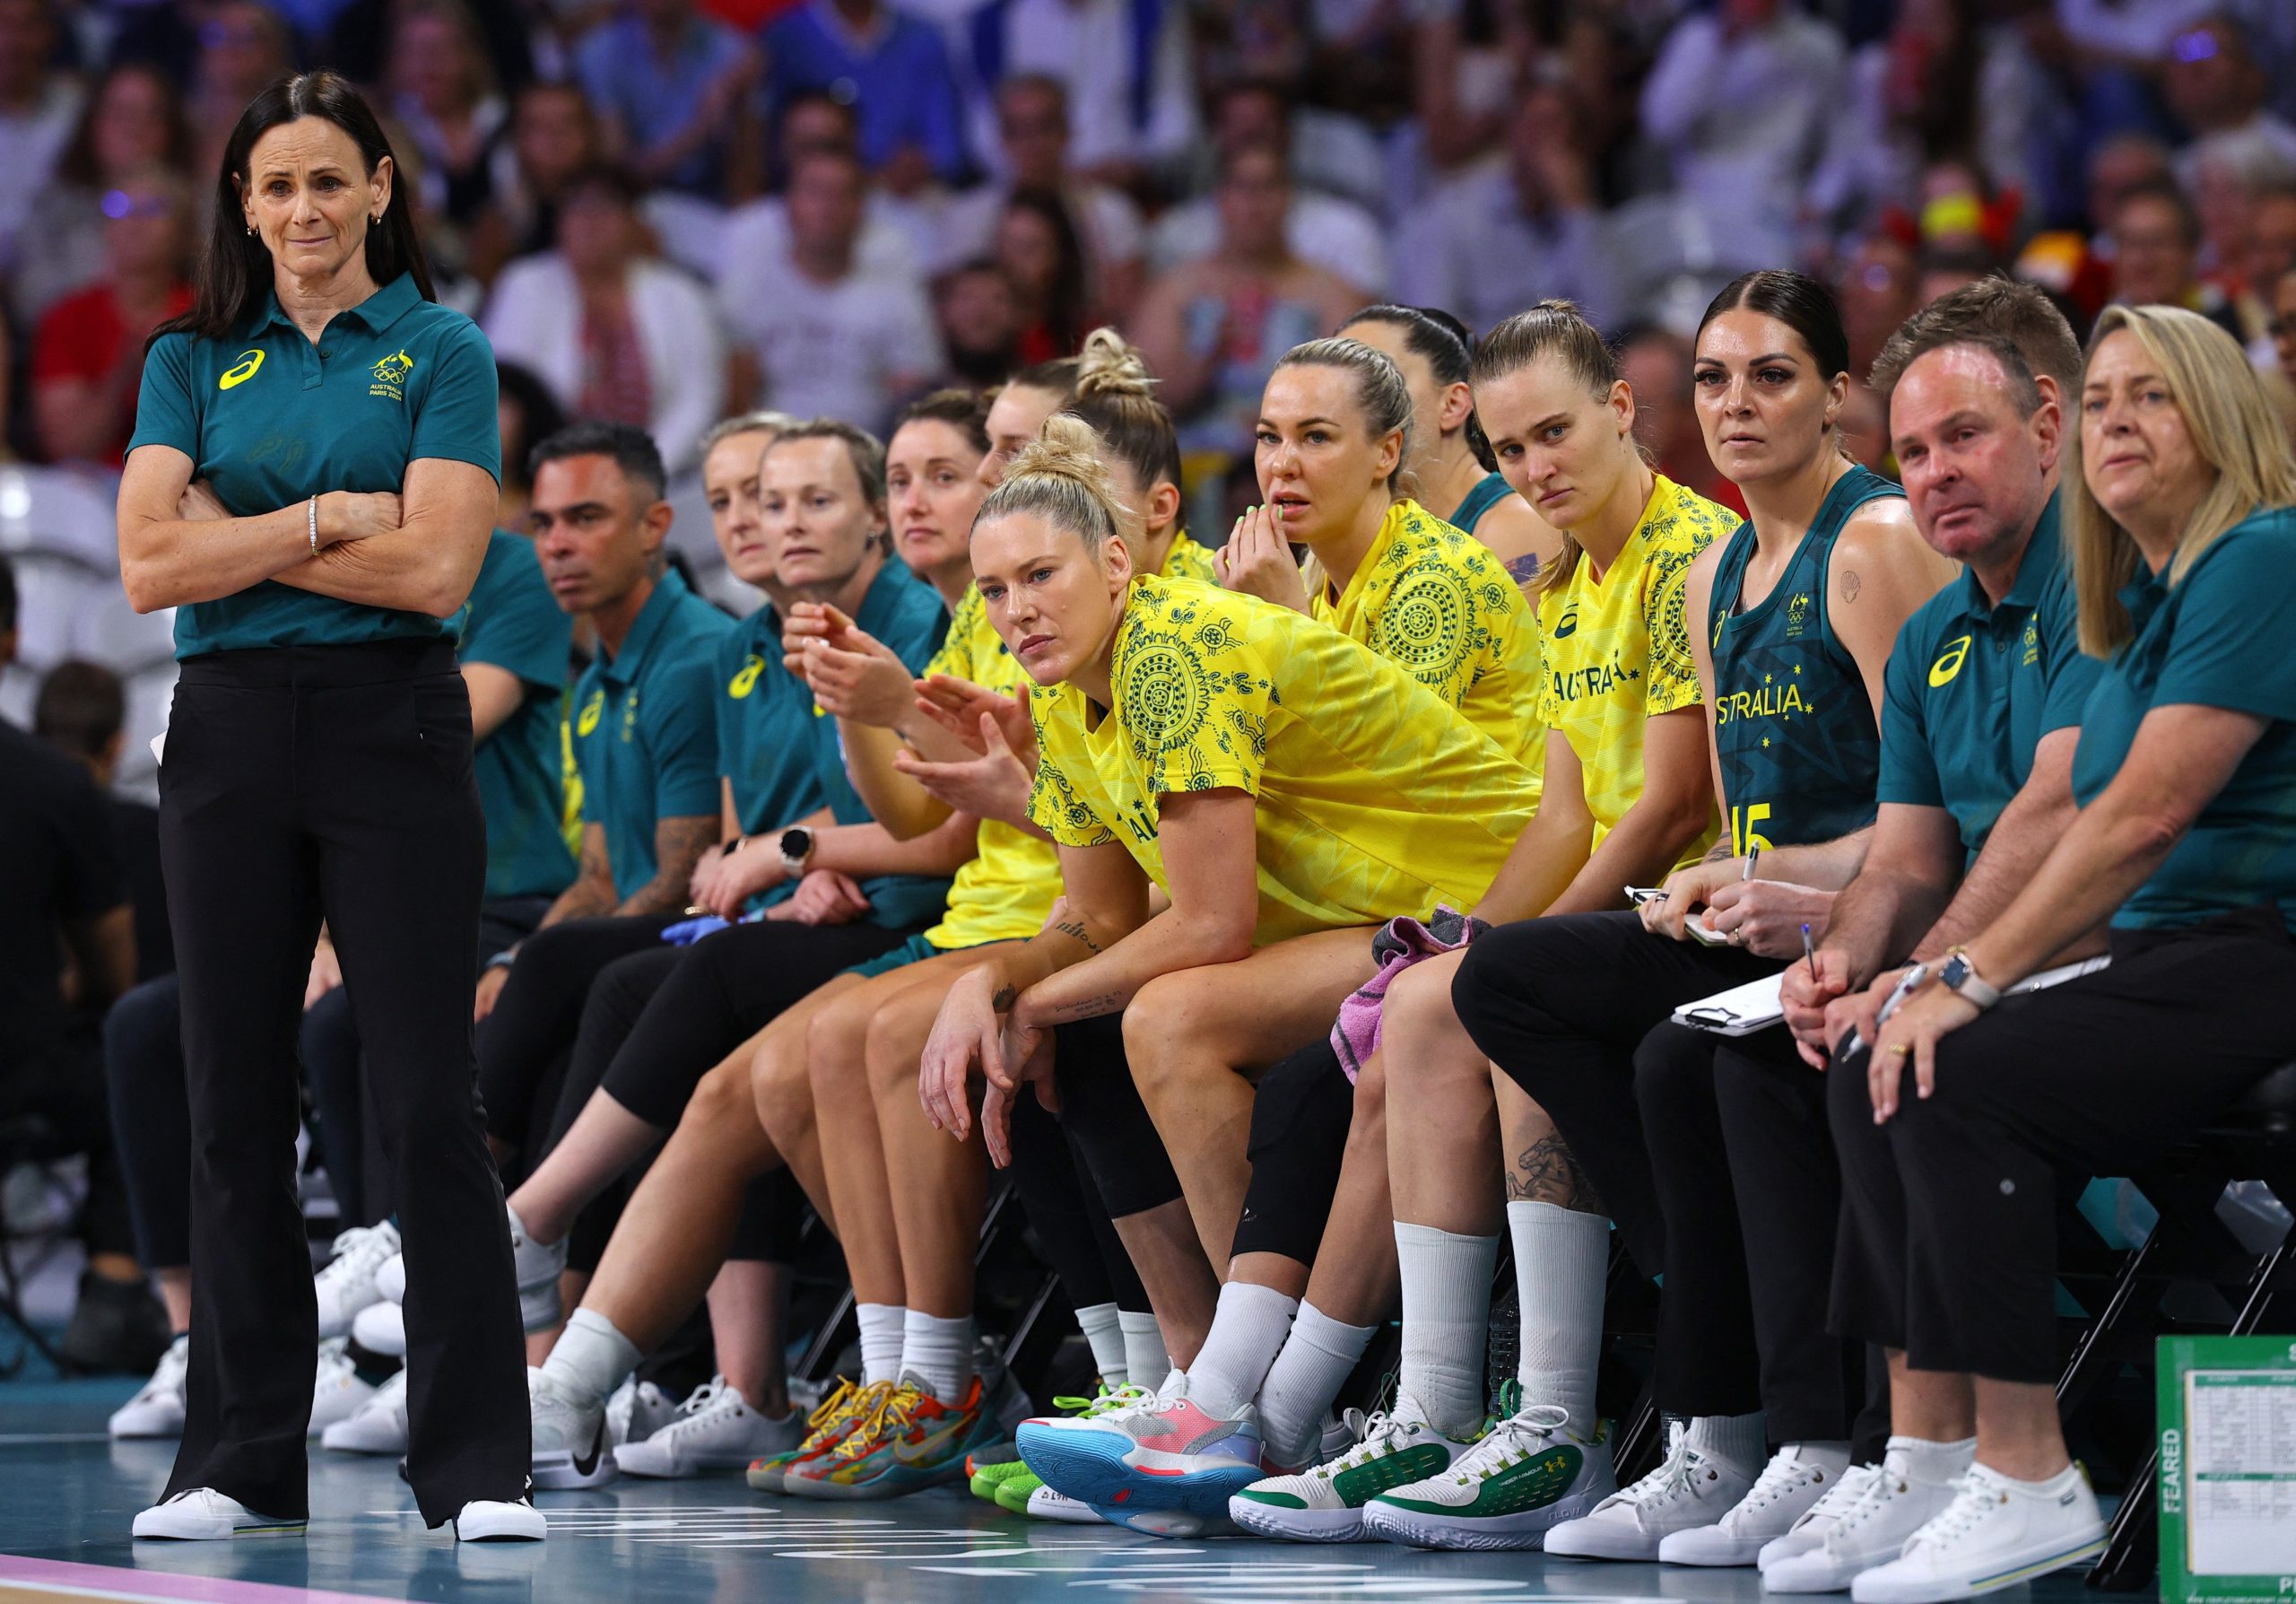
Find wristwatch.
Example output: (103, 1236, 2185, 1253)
(1935, 947, 2002, 1010)
(778, 826, 815, 876)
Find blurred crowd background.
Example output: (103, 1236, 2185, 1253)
(3, 0, 2295, 790)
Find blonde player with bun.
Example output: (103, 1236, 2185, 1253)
(918, 414, 1544, 1531)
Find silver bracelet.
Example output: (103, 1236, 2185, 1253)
(307, 494, 319, 555)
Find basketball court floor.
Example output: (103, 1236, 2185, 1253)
(0, 1370, 2108, 1604)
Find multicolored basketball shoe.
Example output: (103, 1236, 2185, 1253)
(1231, 1397, 1481, 1543)
(1360, 1398, 1615, 1550)
(973, 1382, 1149, 1509)
(970, 1453, 1035, 1507)
(783, 1373, 1001, 1501)
(747, 1378, 879, 1495)
(1017, 1371, 1266, 1524)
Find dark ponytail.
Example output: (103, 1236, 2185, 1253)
(168, 71, 435, 343)
(1342, 302, 1498, 472)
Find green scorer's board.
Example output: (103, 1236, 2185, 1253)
(2159, 1335, 2296, 1603)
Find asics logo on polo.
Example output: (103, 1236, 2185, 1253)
(729, 655, 764, 698)
(1929, 635, 1972, 687)
(219, 350, 265, 389)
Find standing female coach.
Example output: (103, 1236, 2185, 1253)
(115, 73, 539, 1544)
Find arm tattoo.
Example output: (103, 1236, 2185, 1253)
(1045, 992, 1122, 1023)
(1839, 568, 1862, 603)
(620, 815, 721, 917)
(1053, 919, 1102, 953)
(1505, 1133, 1605, 1212)
(990, 983, 1019, 1011)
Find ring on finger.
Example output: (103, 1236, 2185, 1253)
(1887, 1042, 1911, 1057)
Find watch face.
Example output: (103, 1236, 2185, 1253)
(1938, 955, 1970, 990)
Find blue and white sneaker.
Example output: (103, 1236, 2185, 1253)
(1018, 1371, 1265, 1524)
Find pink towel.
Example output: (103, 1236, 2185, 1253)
(1330, 906, 1488, 1083)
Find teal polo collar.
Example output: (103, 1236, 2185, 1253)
(599, 568, 697, 687)
(248, 271, 424, 338)
(1947, 492, 2063, 632)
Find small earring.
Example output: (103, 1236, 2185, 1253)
(245, 223, 254, 235)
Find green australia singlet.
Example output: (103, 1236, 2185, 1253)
(1448, 471, 1513, 537)
(1708, 464, 1900, 855)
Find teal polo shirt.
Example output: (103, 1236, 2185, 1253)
(2072, 508, 2296, 929)
(457, 530, 577, 901)
(1877, 497, 2102, 866)
(127, 273, 502, 659)
(715, 558, 953, 927)
(571, 569, 735, 902)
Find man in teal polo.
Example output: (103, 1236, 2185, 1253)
(470, 422, 732, 1160)
(1754, 294, 2107, 1591)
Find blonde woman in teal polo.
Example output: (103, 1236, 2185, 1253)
(114, 74, 540, 1544)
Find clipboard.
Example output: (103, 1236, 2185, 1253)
(1674, 955, 2114, 1039)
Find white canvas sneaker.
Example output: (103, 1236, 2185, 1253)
(1662, 1444, 1851, 1565)
(612, 1376, 804, 1478)
(1761, 1461, 1884, 1571)
(1543, 1422, 1756, 1561)
(322, 1369, 410, 1455)
(313, 1223, 399, 1338)
(1765, 1439, 1970, 1592)
(351, 1299, 405, 1358)
(109, 1333, 189, 1439)
(308, 1338, 379, 1438)
(1849, 1463, 2105, 1604)
(132, 1488, 305, 1540)
(453, 1498, 546, 1541)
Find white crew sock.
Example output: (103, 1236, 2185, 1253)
(1508, 1200, 1607, 1438)
(538, 1308, 639, 1409)
(1118, 1311, 1170, 1392)
(1075, 1302, 1127, 1387)
(1257, 1302, 1377, 1469)
(1685, 1410, 1768, 1476)
(900, 1310, 974, 1404)
(1896, 1434, 1977, 1481)
(1396, 1221, 1500, 1439)
(857, 1303, 906, 1388)
(1182, 1281, 1299, 1417)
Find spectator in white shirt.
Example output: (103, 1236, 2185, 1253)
(1395, 83, 1615, 336)
(0, 0, 84, 281)
(935, 75, 1146, 319)
(1148, 79, 1387, 299)
(965, 0, 1196, 187)
(483, 165, 730, 476)
(718, 92, 926, 287)
(1639, 0, 1845, 249)
(718, 149, 944, 433)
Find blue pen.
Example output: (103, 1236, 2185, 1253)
(1800, 921, 1816, 973)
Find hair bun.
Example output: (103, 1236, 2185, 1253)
(1006, 413, 1122, 498)
(1073, 327, 1156, 399)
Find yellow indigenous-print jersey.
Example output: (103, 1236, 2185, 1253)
(1538, 474, 1734, 867)
(1311, 499, 1545, 793)
(919, 528, 1222, 948)
(1027, 576, 1541, 945)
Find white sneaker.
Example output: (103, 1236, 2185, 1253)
(1233, 1397, 1479, 1543)
(351, 1299, 405, 1358)
(308, 1338, 379, 1438)
(322, 1369, 410, 1454)
(110, 1334, 189, 1439)
(508, 1206, 566, 1334)
(528, 1366, 616, 1489)
(1544, 1421, 1756, 1560)
(1849, 1463, 2104, 1604)
(453, 1498, 546, 1541)
(1761, 1462, 1884, 1572)
(1662, 1444, 1850, 1565)
(313, 1223, 400, 1338)
(132, 1488, 305, 1540)
(1026, 1484, 1104, 1523)
(376, 1252, 405, 1305)
(605, 1378, 679, 1447)
(612, 1376, 804, 1478)
(1766, 1439, 1971, 1592)
(1360, 1400, 1617, 1551)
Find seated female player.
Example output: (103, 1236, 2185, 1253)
(914, 414, 1544, 1531)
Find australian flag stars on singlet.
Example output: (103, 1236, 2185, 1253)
(1708, 465, 1899, 855)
